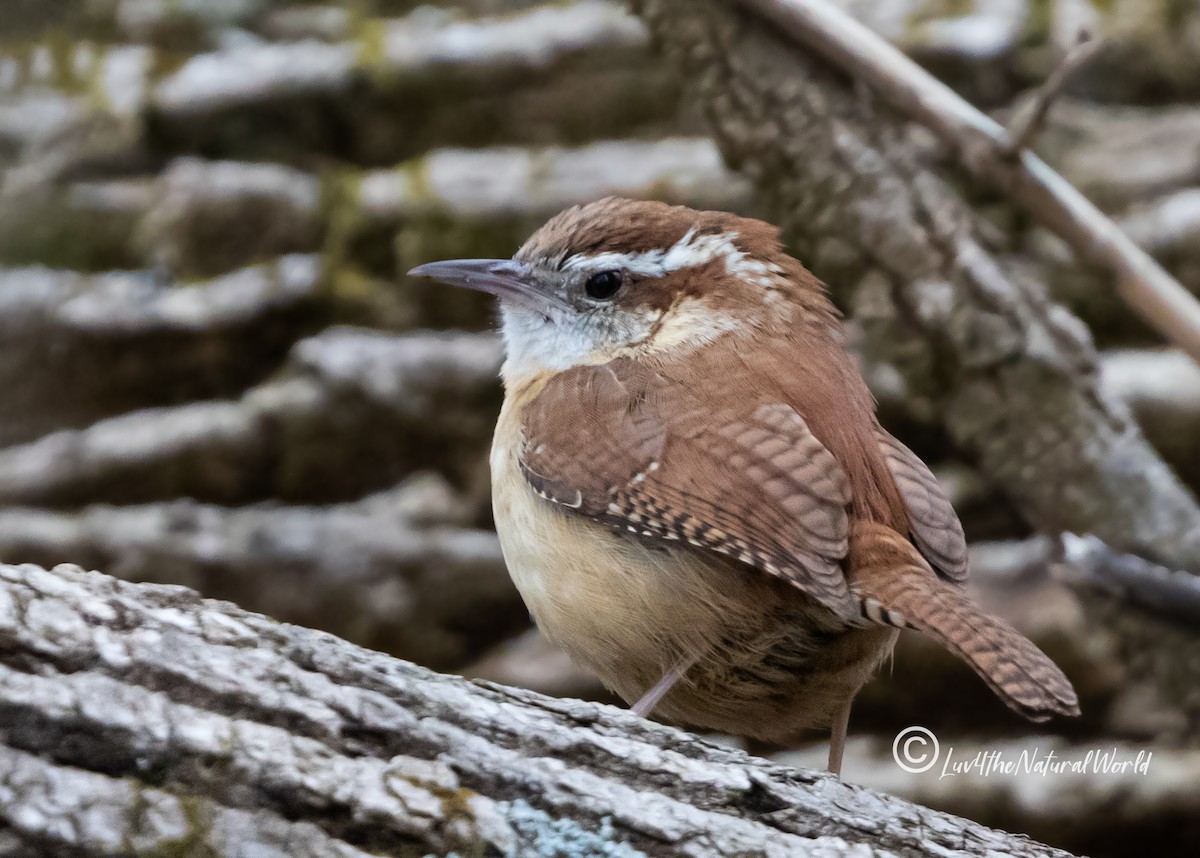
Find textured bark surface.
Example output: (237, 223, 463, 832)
(0, 2, 681, 187)
(10, 139, 751, 282)
(1057, 536, 1200, 739)
(632, 0, 1200, 570)
(0, 257, 323, 447)
(0, 562, 1076, 858)
(0, 328, 504, 507)
(0, 476, 522, 670)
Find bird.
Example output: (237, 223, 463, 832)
(409, 196, 1079, 775)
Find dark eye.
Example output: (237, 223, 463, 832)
(584, 270, 622, 301)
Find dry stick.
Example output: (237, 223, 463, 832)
(1004, 33, 1103, 154)
(736, 0, 1200, 365)
(1056, 533, 1200, 626)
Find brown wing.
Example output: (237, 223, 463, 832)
(518, 360, 857, 618)
(876, 430, 969, 585)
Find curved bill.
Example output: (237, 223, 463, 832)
(407, 258, 571, 313)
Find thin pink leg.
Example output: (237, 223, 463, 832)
(631, 660, 693, 718)
(827, 696, 854, 777)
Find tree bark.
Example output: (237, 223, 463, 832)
(0, 328, 503, 507)
(0, 258, 322, 448)
(0, 477, 523, 671)
(0, 561, 1076, 857)
(631, 0, 1200, 570)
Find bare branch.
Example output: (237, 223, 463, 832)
(1057, 533, 1200, 626)
(735, 0, 1200, 364)
(1005, 33, 1104, 154)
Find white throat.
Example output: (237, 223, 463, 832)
(498, 302, 662, 385)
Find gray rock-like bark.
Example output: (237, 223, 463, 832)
(1119, 189, 1200, 263)
(1098, 349, 1200, 489)
(362, 137, 752, 223)
(0, 257, 322, 448)
(12, 139, 751, 280)
(1, 3, 683, 188)
(0, 328, 503, 507)
(1027, 104, 1200, 338)
(1055, 534, 1200, 741)
(147, 1, 683, 165)
(0, 42, 151, 185)
(79, 0, 1200, 104)
(1033, 102, 1200, 212)
(0, 475, 523, 670)
(150, 1, 645, 116)
(0, 561, 1076, 857)
(868, 347, 1200, 496)
(633, 0, 1200, 570)
(829, 0, 1200, 103)
(135, 159, 324, 278)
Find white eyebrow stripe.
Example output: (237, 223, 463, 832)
(563, 249, 671, 277)
(562, 228, 784, 286)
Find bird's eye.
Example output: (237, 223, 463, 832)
(584, 270, 622, 301)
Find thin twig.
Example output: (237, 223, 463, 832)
(735, 0, 1200, 366)
(1055, 533, 1200, 626)
(1005, 33, 1103, 154)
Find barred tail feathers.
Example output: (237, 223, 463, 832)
(847, 521, 1079, 721)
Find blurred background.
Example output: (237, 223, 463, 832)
(2, 1, 1199, 856)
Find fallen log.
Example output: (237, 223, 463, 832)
(0, 561, 1076, 857)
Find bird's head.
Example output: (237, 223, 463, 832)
(409, 197, 835, 385)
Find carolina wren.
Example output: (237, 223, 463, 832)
(411, 197, 1079, 774)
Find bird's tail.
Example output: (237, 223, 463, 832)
(846, 521, 1079, 721)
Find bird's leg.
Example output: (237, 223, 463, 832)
(827, 696, 854, 777)
(631, 659, 695, 718)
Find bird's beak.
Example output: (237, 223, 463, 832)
(407, 258, 571, 314)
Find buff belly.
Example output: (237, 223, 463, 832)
(490, 401, 896, 740)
